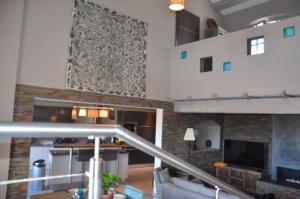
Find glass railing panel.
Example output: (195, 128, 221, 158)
(0, 136, 89, 199)
(0, 123, 254, 199)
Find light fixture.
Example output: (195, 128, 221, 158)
(184, 128, 195, 141)
(78, 108, 87, 117)
(99, 109, 109, 118)
(184, 128, 195, 163)
(169, 0, 185, 11)
(71, 108, 77, 120)
(87, 109, 99, 118)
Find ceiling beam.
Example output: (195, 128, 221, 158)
(220, 0, 272, 15)
(211, 0, 250, 11)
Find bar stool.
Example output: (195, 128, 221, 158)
(102, 150, 119, 174)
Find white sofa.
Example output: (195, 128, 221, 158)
(153, 168, 241, 199)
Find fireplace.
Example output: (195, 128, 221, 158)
(277, 167, 300, 188)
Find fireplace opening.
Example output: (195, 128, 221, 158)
(277, 167, 300, 188)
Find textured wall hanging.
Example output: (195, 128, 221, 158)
(66, 0, 148, 98)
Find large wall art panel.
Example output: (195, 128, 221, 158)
(66, 0, 147, 98)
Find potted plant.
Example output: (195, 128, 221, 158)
(102, 172, 120, 199)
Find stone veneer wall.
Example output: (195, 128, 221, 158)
(9, 84, 175, 199)
(8, 85, 277, 198)
(9, 84, 221, 198)
(174, 113, 224, 175)
(257, 179, 300, 199)
(223, 114, 273, 173)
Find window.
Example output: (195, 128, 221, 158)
(247, 36, 264, 56)
(200, 57, 213, 72)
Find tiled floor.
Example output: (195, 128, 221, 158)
(117, 166, 154, 199)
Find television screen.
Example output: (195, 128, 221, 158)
(224, 139, 267, 169)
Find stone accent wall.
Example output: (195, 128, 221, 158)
(272, 115, 300, 180)
(257, 179, 300, 199)
(223, 114, 273, 173)
(8, 84, 280, 198)
(10, 84, 222, 198)
(174, 113, 224, 175)
(9, 84, 174, 198)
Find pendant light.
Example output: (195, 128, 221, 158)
(71, 108, 77, 120)
(87, 109, 99, 118)
(99, 109, 109, 118)
(78, 108, 87, 117)
(169, 0, 185, 11)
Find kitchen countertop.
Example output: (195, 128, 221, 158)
(53, 143, 130, 148)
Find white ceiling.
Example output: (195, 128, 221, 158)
(209, 0, 273, 15)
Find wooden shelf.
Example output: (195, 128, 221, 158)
(216, 166, 265, 194)
(230, 176, 244, 181)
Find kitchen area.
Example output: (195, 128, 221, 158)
(28, 99, 156, 197)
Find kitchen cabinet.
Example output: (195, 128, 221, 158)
(117, 110, 156, 165)
(49, 150, 84, 190)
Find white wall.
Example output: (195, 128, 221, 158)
(16, 0, 220, 101)
(170, 16, 300, 101)
(17, 0, 175, 100)
(0, 0, 25, 197)
(17, 0, 73, 91)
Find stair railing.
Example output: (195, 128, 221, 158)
(0, 122, 255, 199)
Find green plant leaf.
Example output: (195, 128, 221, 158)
(102, 172, 120, 194)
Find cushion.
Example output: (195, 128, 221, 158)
(162, 183, 213, 199)
(218, 192, 241, 199)
(153, 168, 162, 184)
(123, 185, 144, 199)
(158, 168, 171, 183)
(186, 183, 241, 199)
(171, 178, 205, 193)
(190, 177, 204, 185)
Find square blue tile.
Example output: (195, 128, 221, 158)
(180, 51, 187, 59)
(223, 61, 232, 72)
(283, 26, 295, 38)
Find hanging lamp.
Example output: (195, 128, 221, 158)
(169, 0, 185, 11)
(87, 109, 99, 118)
(99, 109, 109, 118)
(78, 108, 87, 117)
(71, 108, 77, 120)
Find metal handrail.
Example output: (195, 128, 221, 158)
(0, 122, 254, 199)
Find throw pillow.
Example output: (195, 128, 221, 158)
(171, 178, 206, 193)
(158, 168, 171, 183)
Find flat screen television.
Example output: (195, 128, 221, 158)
(224, 139, 267, 170)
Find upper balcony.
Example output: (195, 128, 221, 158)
(170, 16, 300, 101)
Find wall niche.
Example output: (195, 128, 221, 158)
(194, 120, 221, 150)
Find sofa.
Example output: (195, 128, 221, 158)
(153, 168, 241, 199)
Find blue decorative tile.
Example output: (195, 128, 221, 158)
(283, 26, 295, 38)
(223, 61, 232, 72)
(180, 51, 187, 59)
